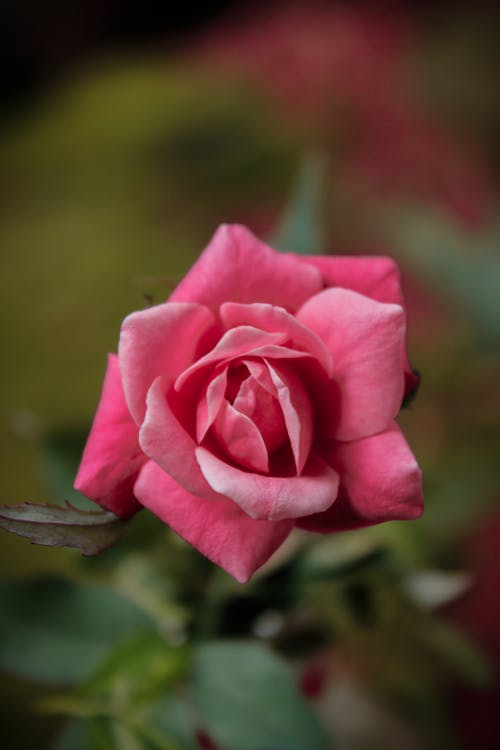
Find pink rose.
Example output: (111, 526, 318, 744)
(75, 225, 423, 582)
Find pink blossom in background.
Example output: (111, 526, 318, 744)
(75, 225, 423, 582)
(192, 2, 411, 118)
(191, 1, 495, 228)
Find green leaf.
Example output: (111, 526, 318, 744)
(53, 719, 89, 750)
(193, 641, 331, 750)
(272, 151, 326, 254)
(0, 501, 128, 555)
(53, 718, 128, 750)
(146, 695, 200, 750)
(87, 719, 120, 750)
(294, 532, 387, 582)
(108, 721, 146, 750)
(0, 577, 154, 683)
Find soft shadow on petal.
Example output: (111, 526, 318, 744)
(233, 372, 288, 454)
(196, 367, 228, 442)
(265, 361, 313, 475)
(297, 422, 423, 532)
(302, 254, 418, 397)
(169, 224, 323, 313)
(297, 288, 405, 441)
(119, 302, 216, 424)
(213, 399, 269, 474)
(74, 354, 144, 518)
(134, 461, 293, 583)
(196, 447, 339, 521)
(139, 376, 220, 501)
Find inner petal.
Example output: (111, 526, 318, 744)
(265, 360, 313, 475)
(233, 374, 288, 454)
(175, 326, 286, 392)
(196, 366, 228, 443)
(212, 398, 269, 474)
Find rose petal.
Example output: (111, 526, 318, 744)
(74, 354, 144, 517)
(297, 422, 423, 532)
(213, 399, 269, 473)
(302, 254, 418, 396)
(196, 447, 339, 521)
(220, 302, 333, 377)
(134, 461, 293, 583)
(119, 302, 216, 424)
(243, 359, 276, 394)
(139, 376, 220, 501)
(233, 374, 287, 453)
(196, 367, 228, 443)
(169, 224, 323, 313)
(175, 326, 286, 392)
(304, 255, 403, 306)
(265, 361, 313, 475)
(297, 287, 405, 441)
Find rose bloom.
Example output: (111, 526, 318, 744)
(75, 225, 423, 582)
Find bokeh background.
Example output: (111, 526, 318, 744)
(1, 1, 500, 748)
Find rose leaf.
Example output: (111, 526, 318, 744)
(0, 501, 128, 556)
(0, 577, 154, 684)
(271, 150, 326, 255)
(193, 640, 331, 750)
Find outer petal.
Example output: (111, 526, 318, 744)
(297, 288, 405, 441)
(74, 354, 144, 518)
(119, 302, 216, 424)
(297, 422, 423, 532)
(302, 254, 418, 396)
(134, 461, 293, 583)
(169, 224, 323, 313)
(196, 447, 339, 521)
(304, 255, 404, 306)
(139, 376, 221, 501)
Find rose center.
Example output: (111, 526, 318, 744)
(230, 368, 288, 454)
(206, 362, 289, 474)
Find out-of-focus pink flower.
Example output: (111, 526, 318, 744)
(192, 2, 411, 117)
(191, 2, 495, 228)
(75, 225, 422, 582)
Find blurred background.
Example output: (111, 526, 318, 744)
(1, 1, 500, 748)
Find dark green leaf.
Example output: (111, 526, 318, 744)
(272, 151, 326, 255)
(193, 641, 331, 750)
(0, 501, 128, 555)
(0, 577, 154, 683)
(76, 719, 123, 750)
(53, 719, 89, 750)
(146, 695, 199, 750)
(294, 533, 387, 582)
